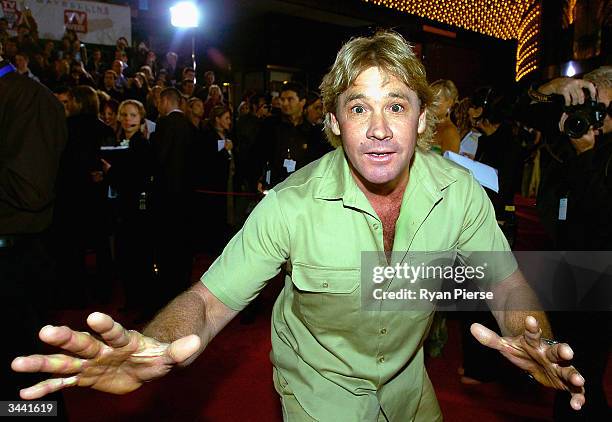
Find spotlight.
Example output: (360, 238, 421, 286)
(170, 2, 199, 28)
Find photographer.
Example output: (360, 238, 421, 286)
(532, 67, 612, 420)
(535, 68, 612, 250)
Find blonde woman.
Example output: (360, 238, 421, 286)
(430, 79, 460, 154)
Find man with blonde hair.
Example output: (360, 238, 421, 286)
(12, 31, 585, 421)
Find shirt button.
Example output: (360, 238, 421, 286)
(380, 328, 387, 335)
(378, 355, 385, 363)
(372, 222, 379, 230)
(322, 281, 329, 288)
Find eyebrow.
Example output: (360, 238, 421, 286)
(343, 91, 412, 105)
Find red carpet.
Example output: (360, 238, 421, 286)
(48, 252, 610, 421)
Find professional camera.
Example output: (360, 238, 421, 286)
(562, 88, 607, 138)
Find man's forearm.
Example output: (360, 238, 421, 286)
(143, 289, 210, 344)
(490, 270, 553, 338)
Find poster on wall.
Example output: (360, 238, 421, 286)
(1, 0, 131, 46)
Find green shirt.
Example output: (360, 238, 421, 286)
(202, 147, 516, 421)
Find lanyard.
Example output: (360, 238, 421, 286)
(0, 63, 16, 78)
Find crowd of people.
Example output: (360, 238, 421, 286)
(1, 19, 333, 312)
(2, 15, 611, 421)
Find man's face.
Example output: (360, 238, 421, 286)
(184, 70, 195, 81)
(182, 79, 195, 96)
(93, 50, 102, 61)
(280, 90, 305, 119)
(112, 60, 122, 75)
(205, 72, 214, 86)
(330, 66, 426, 190)
(55, 93, 70, 116)
(158, 97, 170, 115)
(306, 98, 323, 125)
(216, 111, 232, 132)
(190, 100, 204, 118)
(117, 38, 128, 50)
(104, 72, 116, 88)
(14, 55, 27, 71)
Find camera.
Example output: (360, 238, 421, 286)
(562, 88, 607, 138)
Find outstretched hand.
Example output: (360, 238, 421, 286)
(11, 312, 201, 400)
(471, 315, 585, 411)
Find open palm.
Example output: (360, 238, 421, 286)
(11, 312, 200, 400)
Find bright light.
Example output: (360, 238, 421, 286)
(564, 61, 578, 77)
(170, 2, 199, 28)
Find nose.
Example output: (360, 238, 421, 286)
(366, 111, 392, 141)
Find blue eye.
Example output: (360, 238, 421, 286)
(390, 104, 404, 112)
(352, 105, 365, 114)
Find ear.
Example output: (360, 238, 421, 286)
(329, 112, 341, 136)
(417, 109, 427, 134)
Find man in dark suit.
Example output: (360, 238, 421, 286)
(0, 54, 67, 415)
(150, 87, 197, 308)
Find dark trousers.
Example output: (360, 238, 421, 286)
(154, 203, 194, 308)
(115, 212, 155, 313)
(550, 312, 611, 421)
(0, 234, 68, 419)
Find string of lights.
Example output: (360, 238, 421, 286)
(362, 0, 541, 81)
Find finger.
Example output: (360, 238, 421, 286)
(545, 342, 574, 363)
(573, 88, 585, 105)
(19, 376, 79, 400)
(165, 335, 201, 364)
(11, 354, 85, 374)
(570, 392, 586, 410)
(87, 312, 132, 349)
(584, 81, 597, 102)
(561, 91, 571, 107)
(470, 323, 504, 351)
(38, 325, 101, 359)
(523, 315, 541, 348)
(557, 365, 585, 389)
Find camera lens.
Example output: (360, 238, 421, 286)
(564, 114, 590, 138)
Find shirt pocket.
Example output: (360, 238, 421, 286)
(290, 263, 361, 331)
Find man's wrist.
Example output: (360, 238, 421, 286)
(528, 85, 555, 103)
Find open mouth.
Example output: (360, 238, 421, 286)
(365, 152, 395, 161)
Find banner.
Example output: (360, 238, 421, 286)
(1, 0, 131, 46)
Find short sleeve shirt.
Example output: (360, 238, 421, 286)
(202, 147, 516, 421)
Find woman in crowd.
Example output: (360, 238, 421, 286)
(203, 84, 225, 118)
(195, 105, 236, 253)
(430, 79, 460, 154)
(101, 98, 120, 140)
(102, 100, 156, 316)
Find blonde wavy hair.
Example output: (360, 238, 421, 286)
(320, 30, 435, 150)
(118, 99, 146, 120)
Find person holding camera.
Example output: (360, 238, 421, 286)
(532, 66, 612, 420)
(535, 68, 611, 251)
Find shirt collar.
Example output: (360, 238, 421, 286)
(315, 147, 457, 205)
